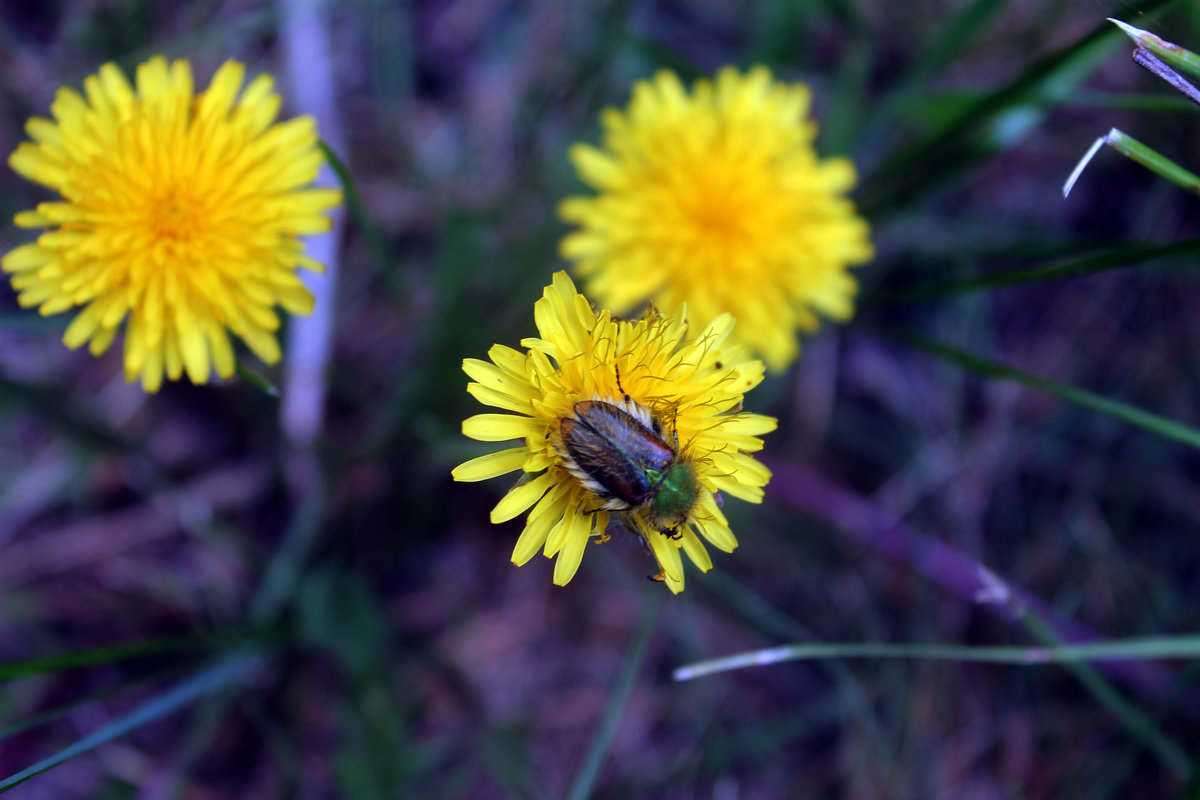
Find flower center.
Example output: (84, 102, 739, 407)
(672, 157, 758, 254)
(147, 186, 208, 243)
(683, 185, 745, 244)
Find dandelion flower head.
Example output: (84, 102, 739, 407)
(560, 66, 873, 372)
(2, 56, 342, 391)
(452, 271, 776, 594)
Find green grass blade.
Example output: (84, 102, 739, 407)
(1066, 89, 1197, 111)
(880, 238, 1200, 303)
(0, 652, 256, 792)
(902, 0, 1007, 89)
(564, 592, 661, 800)
(0, 372, 138, 456)
(0, 674, 161, 744)
(1011, 600, 1191, 777)
(901, 333, 1200, 452)
(318, 140, 396, 290)
(823, 35, 873, 155)
(235, 362, 280, 397)
(896, 86, 1198, 124)
(1110, 17, 1200, 80)
(250, 479, 328, 623)
(860, 0, 1179, 216)
(360, 210, 506, 456)
(675, 633, 1192, 776)
(864, 0, 1006, 135)
(674, 635, 1200, 681)
(1132, 46, 1200, 106)
(1064, 128, 1200, 197)
(0, 635, 219, 682)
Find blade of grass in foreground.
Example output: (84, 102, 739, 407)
(250, 477, 328, 623)
(235, 362, 280, 397)
(1007, 593, 1191, 778)
(765, 464, 1192, 776)
(565, 592, 661, 800)
(0, 674, 166, 744)
(766, 464, 1178, 699)
(863, 0, 1007, 135)
(1110, 18, 1200, 81)
(878, 237, 1200, 303)
(0, 635, 223, 682)
(0, 373, 138, 456)
(860, 0, 1179, 216)
(318, 140, 395, 291)
(674, 636, 1200, 681)
(1132, 46, 1200, 107)
(1064, 128, 1200, 197)
(0, 651, 257, 792)
(1065, 89, 1196, 111)
(900, 333, 1200, 452)
(675, 635, 1194, 777)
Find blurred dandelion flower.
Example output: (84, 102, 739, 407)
(560, 67, 873, 372)
(2, 56, 342, 391)
(452, 271, 776, 593)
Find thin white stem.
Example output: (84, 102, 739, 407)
(279, 0, 347, 450)
(1062, 130, 1112, 198)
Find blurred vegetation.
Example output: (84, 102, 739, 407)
(2, 0, 1200, 798)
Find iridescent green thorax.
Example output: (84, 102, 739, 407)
(649, 460, 699, 526)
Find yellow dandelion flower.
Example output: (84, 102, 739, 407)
(2, 56, 342, 391)
(452, 271, 776, 594)
(560, 66, 874, 372)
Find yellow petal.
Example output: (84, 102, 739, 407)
(9, 142, 67, 187)
(490, 472, 553, 524)
(452, 447, 528, 482)
(178, 320, 210, 383)
(708, 472, 764, 503)
(567, 145, 621, 189)
(694, 516, 737, 553)
(462, 413, 540, 442)
(62, 306, 100, 349)
(463, 357, 532, 397)
(466, 383, 532, 415)
(89, 325, 118, 355)
(645, 530, 684, 583)
(486, 344, 527, 375)
(13, 210, 53, 228)
(719, 413, 778, 436)
(512, 484, 569, 565)
(679, 530, 713, 572)
(552, 511, 590, 586)
(661, 570, 685, 595)
(240, 325, 282, 365)
(2, 244, 54, 272)
(205, 320, 235, 378)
